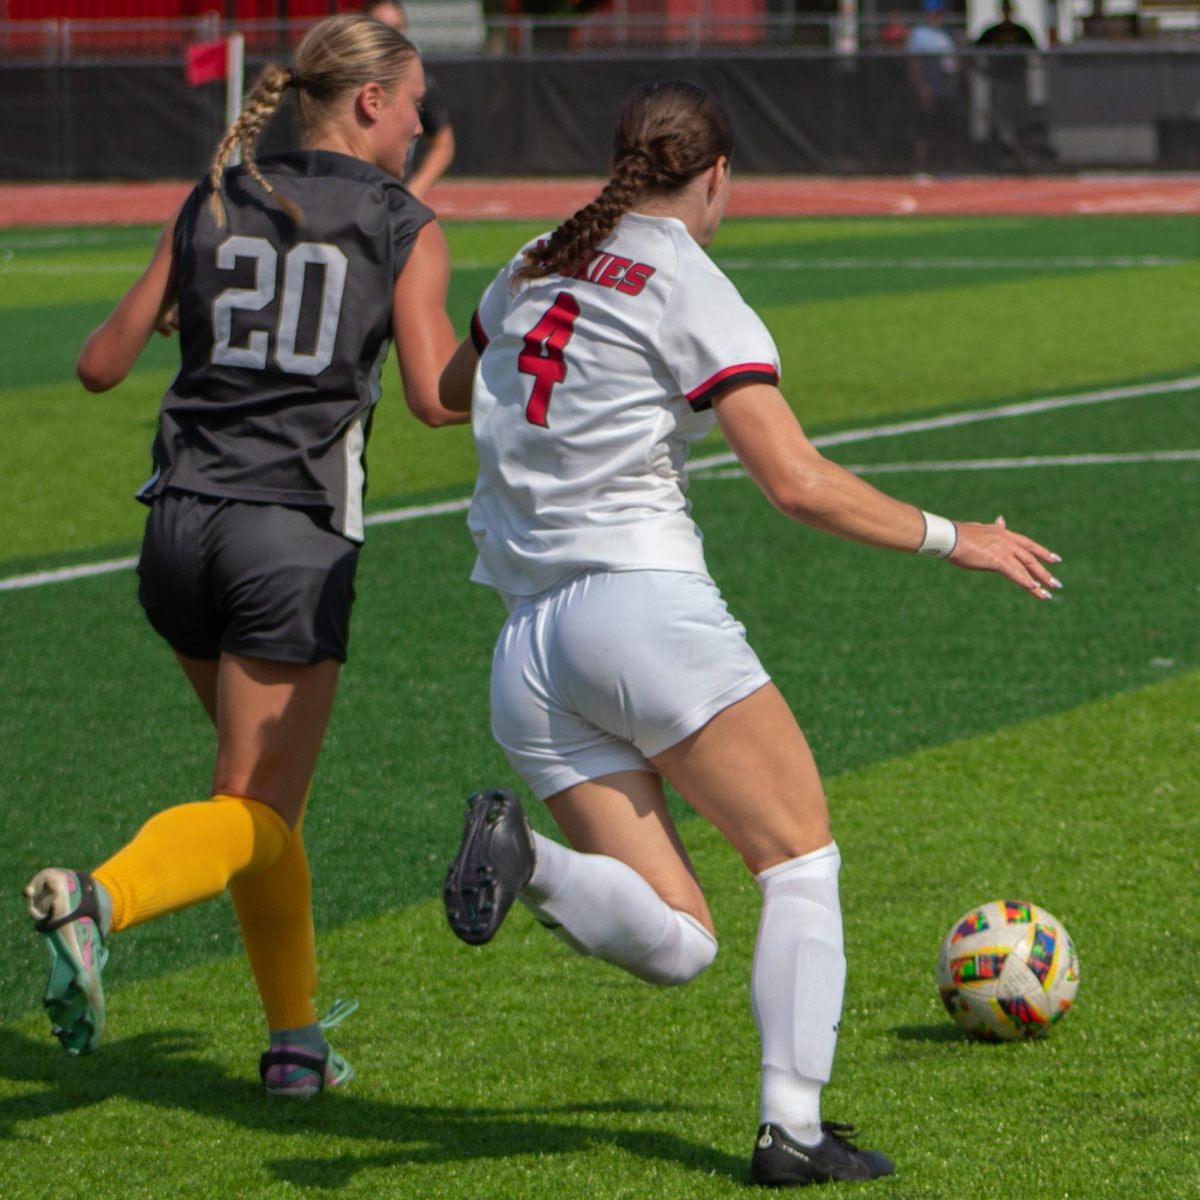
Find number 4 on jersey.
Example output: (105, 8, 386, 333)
(518, 292, 580, 426)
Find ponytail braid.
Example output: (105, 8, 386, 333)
(512, 81, 734, 288)
(208, 64, 302, 230)
(513, 155, 654, 286)
(203, 15, 417, 232)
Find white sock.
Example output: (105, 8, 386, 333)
(93, 876, 114, 940)
(270, 1022, 325, 1053)
(751, 842, 845, 1146)
(521, 831, 717, 985)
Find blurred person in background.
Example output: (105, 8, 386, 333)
(975, 0, 1038, 170)
(907, 0, 961, 174)
(876, 10, 909, 47)
(367, 0, 457, 196)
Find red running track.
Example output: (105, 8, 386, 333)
(4, 175, 1200, 227)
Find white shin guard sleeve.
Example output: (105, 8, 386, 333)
(520, 832, 716, 986)
(752, 843, 846, 1134)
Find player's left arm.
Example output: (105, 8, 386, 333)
(406, 82, 455, 199)
(77, 214, 179, 393)
(714, 381, 1062, 600)
(392, 220, 468, 426)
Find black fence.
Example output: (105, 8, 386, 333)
(4, 47, 1200, 180)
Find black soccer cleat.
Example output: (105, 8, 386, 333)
(751, 1121, 895, 1187)
(443, 788, 536, 945)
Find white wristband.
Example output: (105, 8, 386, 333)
(918, 511, 958, 558)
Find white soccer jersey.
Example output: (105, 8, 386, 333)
(467, 211, 781, 601)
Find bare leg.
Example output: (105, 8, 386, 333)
(178, 650, 324, 1033)
(545, 769, 712, 933)
(175, 651, 218, 724)
(211, 654, 341, 828)
(650, 683, 846, 1146)
(93, 652, 339, 930)
(505, 770, 717, 984)
(651, 682, 830, 873)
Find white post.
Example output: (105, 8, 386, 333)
(835, 0, 864, 53)
(835, 0, 859, 54)
(225, 32, 245, 163)
(1057, 0, 1076, 44)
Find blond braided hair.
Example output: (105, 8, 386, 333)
(208, 64, 298, 230)
(514, 81, 734, 286)
(206, 13, 418, 231)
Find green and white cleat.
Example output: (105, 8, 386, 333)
(260, 1044, 355, 1099)
(260, 999, 358, 1099)
(25, 868, 109, 1055)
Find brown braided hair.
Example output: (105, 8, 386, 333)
(207, 13, 419, 230)
(513, 80, 734, 287)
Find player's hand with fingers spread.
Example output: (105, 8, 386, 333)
(947, 514, 1063, 601)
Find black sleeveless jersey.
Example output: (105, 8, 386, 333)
(138, 150, 434, 542)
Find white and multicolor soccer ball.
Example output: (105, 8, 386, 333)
(936, 899, 1079, 1041)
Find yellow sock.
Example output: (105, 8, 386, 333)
(230, 808, 319, 1031)
(94, 794, 289, 933)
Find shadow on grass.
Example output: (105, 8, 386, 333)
(0, 1025, 746, 1188)
(891, 1023, 965, 1043)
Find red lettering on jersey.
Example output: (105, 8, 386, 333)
(586, 254, 613, 283)
(616, 263, 656, 296)
(565, 255, 657, 297)
(519, 292, 581, 427)
(596, 255, 633, 288)
(572, 253, 601, 280)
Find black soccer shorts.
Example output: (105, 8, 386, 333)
(137, 489, 360, 664)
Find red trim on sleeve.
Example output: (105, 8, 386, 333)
(470, 310, 489, 354)
(686, 363, 779, 411)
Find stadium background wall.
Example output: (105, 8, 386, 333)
(4, 51, 1200, 180)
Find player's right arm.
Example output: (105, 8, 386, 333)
(438, 336, 478, 413)
(437, 246, 528, 414)
(714, 381, 1062, 600)
(391, 220, 467, 426)
(77, 215, 179, 392)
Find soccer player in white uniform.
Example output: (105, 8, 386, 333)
(440, 81, 1063, 1186)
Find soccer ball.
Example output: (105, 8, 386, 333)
(936, 899, 1079, 1041)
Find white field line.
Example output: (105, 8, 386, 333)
(0, 231, 124, 251)
(3, 377, 1197, 594)
(0, 261, 151, 273)
(0, 555, 141, 592)
(0, 497, 474, 594)
(695, 449, 1200, 481)
(687, 373, 1200, 472)
(714, 255, 1190, 271)
(2, 254, 1193, 276)
(364, 497, 472, 525)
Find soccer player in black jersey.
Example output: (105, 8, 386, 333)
(24, 13, 465, 1097)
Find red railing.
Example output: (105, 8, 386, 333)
(6, 0, 339, 18)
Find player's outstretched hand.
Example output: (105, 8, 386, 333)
(948, 516, 1062, 601)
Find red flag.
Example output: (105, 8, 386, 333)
(185, 40, 228, 87)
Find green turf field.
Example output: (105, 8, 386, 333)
(1, 215, 1197, 1198)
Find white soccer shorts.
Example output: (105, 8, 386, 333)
(490, 569, 771, 800)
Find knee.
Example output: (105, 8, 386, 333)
(744, 827, 835, 878)
(629, 910, 718, 987)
